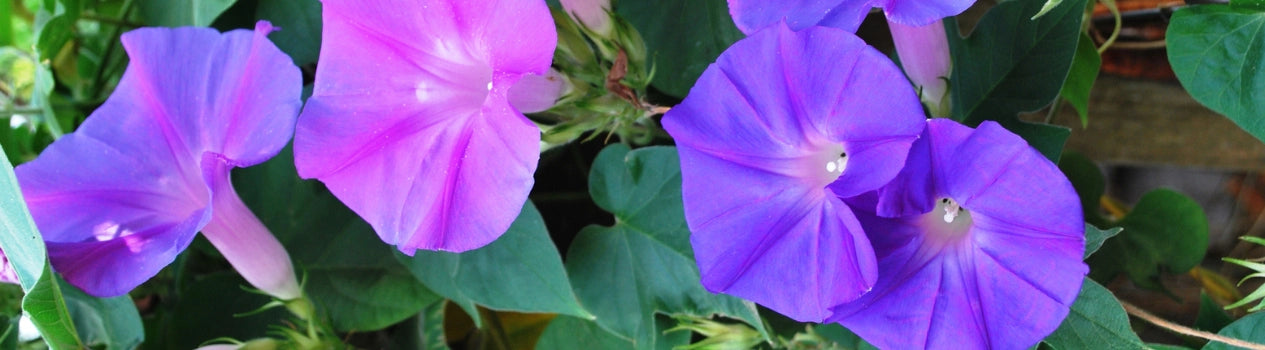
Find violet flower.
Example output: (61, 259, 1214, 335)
(830, 119, 1087, 349)
(15, 22, 303, 299)
(294, 0, 556, 253)
(661, 23, 925, 322)
(727, 0, 974, 34)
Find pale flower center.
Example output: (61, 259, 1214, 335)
(921, 197, 973, 246)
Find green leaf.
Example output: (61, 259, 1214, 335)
(233, 146, 438, 332)
(615, 0, 744, 97)
(0, 144, 82, 349)
(1059, 152, 1107, 226)
(0, 143, 47, 291)
(814, 324, 878, 350)
(255, 0, 322, 66)
(397, 202, 591, 326)
(1088, 189, 1209, 292)
(22, 264, 82, 349)
(1232, 0, 1265, 13)
(0, 0, 13, 47)
(137, 0, 236, 27)
(143, 272, 288, 350)
(58, 278, 143, 350)
(537, 316, 636, 350)
(1203, 311, 1265, 350)
(1042, 279, 1146, 349)
(1168, 5, 1265, 145)
(536, 315, 690, 350)
(1195, 292, 1233, 334)
(1032, 0, 1066, 19)
(32, 0, 78, 60)
(567, 144, 766, 350)
(1060, 33, 1102, 127)
(948, 0, 1088, 161)
(1084, 224, 1122, 260)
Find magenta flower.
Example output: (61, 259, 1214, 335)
(661, 23, 925, 322)
(15, 22, 303, 298)
(294, 0, 557, 253)
(830, 119, 1087, 349)
(727, 0, 974, 34)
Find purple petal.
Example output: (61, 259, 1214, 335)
(295, 0, 555, 252)
(117, 22, 300, 166)
(879, 0, 976, 27)
(679, 147, 876, 322)
(830, 119, 1086, 349)
(46, 210, 209, 297)
(942, 121, 1084, 236)
(728, 0, 872, 34)
(16, 22, 301, 296)
(727, 0, 974, 33)
(508, 68, 567, 114)
(663, 24, 923, 321)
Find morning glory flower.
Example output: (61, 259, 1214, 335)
(830, 119, 1087, 349)
(294, 0, 557, 253)
(661, 23, 925, 322)
(727, 0, 974, 34)
(15, 22, 303, 298)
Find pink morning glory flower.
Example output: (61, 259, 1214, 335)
(15, 22, 303, 299)
(294, 0, 557, 253)
(661, 23, 926, 322)
(830, 119, 1087, 349)
(728, 0, 974, 34)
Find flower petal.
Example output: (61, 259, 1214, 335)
(880, 0, 975, 27)
(831, 119, 1086, 349)
(295, 0, 555, 252)
(727, 0, 872, 34)
(46, 209, 209, 297)
(116, 22, 300, 166)
(664, 24, 923, 321)
(728, 0, 974, 33)
(680, 148, 876, 322)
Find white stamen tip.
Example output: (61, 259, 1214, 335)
(826, 161, 837, 172)
(487, 82, 494, 91)
(942, 199, 961, 223)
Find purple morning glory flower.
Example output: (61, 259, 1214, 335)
(15, 22, 303, 298)
(661, 23, 926, 322)
(294, 0, 557, 253)
(830, 119, 1087, 349)
(728, 0, 974, 34)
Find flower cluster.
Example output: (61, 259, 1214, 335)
(664, 1, 1088, 348)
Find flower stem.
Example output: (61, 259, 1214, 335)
(1119, 300, 1265, 349)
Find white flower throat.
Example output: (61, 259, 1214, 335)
(825, 153, 847, 174)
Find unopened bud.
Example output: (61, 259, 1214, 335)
(888, 19, 952, 118)
(561, 0, 614, 37)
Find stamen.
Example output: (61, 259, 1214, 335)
(824, 154, 848, 174)
(942, 198, 961, 223)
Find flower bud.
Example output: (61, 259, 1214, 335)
(888, 19, 952, 117)
(560, 0, 613, 37)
